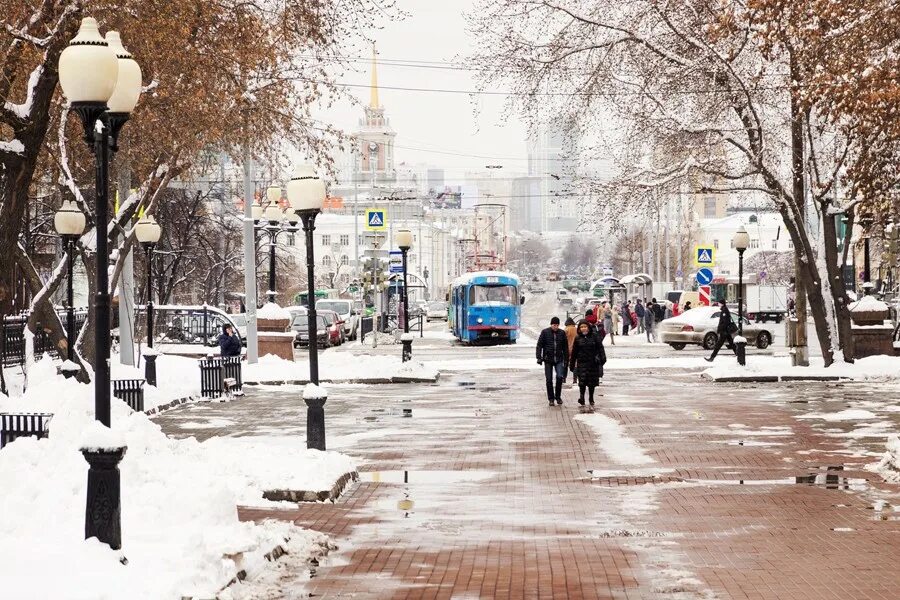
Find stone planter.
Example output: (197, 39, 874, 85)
(848, 296, 894, 359)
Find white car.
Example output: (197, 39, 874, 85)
(316, 299, 359, 340)
(658, 306, 774, 351)
(426, 301, 448, 321)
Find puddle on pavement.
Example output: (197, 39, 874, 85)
(359, 470, 495, 485)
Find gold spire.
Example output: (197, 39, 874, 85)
(369, 43, 379, 109)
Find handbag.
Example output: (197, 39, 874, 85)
(727, 321, 738, 334)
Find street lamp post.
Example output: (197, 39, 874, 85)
(54, 201, 86, 376)
(286, 165, 327, 450)
(59, 17, 142, 551)
(135, 215, 161, 385)
(396, 229, 414, 362)
(254, 188, 298, 305)
(733, 226, 750, 366)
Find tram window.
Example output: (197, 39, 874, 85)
(469, 285, 517, 304)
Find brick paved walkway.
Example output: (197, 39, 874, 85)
(232, 360, 900, 599)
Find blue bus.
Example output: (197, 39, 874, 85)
(449, 271, 523, 344)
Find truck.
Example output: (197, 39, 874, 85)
(745, 285, 788, 323)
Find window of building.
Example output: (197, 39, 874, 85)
(340, 234, 349, 246)
(788, 240, 794, 249)
(771, 239, 778, 249)
(340, 255, 349, 266)
(358, 235, 365, 247)
(713, 239, 719, 250)
(288, 233, 295, 246)
(704, 197, 717, 218)
(322, 255, 332, 267)
(750, 239, 759, 249)
(321, 234, 331, 247)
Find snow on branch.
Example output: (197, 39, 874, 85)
(3, 64, 43, 120)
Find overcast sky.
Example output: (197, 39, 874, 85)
(315, 1, 530, 178)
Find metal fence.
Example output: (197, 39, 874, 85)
(1, 311, 88, 367)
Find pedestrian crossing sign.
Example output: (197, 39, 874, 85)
(365, 209, 386, 231)
(694, 245, 715, 267)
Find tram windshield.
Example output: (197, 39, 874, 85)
(469, 284, 517, 305)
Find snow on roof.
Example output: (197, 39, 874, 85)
(452, 271, 520, 286)
(849, 295, 889, 312)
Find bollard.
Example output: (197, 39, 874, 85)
(303, 384, 327, 451)
(735, 335, 747, 366)
(82, 446, 127, 550)
(400, 332, 413, 363)
(144, 352, 157, 387)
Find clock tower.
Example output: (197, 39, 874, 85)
(356, 44, 396, 184)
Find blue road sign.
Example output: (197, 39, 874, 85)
(365, 209, 386, 230)
(389, 250, 404, 273)
(696, 268, 713, 286)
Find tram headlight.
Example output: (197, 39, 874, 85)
(504, 318, 509, 324)
(476, 317, 483, 324)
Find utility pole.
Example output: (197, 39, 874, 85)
(116, 164, 134, 366)
(242, 144, 259, 363)
(665, 193, 671, 285)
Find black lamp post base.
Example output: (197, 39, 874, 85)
(82, 446, 127, 550)
(736, 341, 746, 366)
(305, 397, 326, 451)
(401, 339, 413, 362)
(144, 354, 157, 387)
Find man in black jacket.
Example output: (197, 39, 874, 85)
(536, 316, 568, 406)
(219, 324, 242, 358)
(705, 303, 737, 362)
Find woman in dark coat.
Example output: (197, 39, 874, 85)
(569, 319, 606, 407)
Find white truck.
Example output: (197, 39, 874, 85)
(745, 285, 788, 323)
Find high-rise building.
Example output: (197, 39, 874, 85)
(527, 126, 578, 232)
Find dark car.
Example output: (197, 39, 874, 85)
(292, 314, 329, 349)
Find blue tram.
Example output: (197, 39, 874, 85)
(449, 271, 523, 344)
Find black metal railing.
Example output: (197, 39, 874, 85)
(1, 311, 88, 367)
(0, 413, 53, 449)
(112, 379, 145, 412)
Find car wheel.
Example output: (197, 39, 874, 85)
(669, 342, 686, 350)
(756, 331, 772, 349)
(703, 332, 718, 350)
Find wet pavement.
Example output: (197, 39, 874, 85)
(154, 295, 900, 599)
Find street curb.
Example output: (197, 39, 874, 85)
(142, 395, 196, 416)
(702, 374, 852, 383)
(244, 376, 439, 386)
(262, 470, 359, 503)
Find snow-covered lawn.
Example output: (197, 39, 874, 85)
(702, 355, 900, 381)
(244, 353, 438, 383)
(0, 357, 356, 599)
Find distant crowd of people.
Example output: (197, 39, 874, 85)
(588, 298, 667, 344)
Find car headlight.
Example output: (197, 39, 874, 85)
(504, 318, 509, 324)
(477, 317, 483, 324)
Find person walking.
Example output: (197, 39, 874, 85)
(536, 316, 569, 406)
(621, 301, 631, 336)
(635, 299, 646, 334)
(643, 299, 655, 342)
(705, 303, 738, 362)
(608, 301, 619, 345)
(569, 319, 606, 410)
(218, 323, 242, 358)
(564, 317, 578, 386)
(651, 298, 665, 342)
(584, 308, 598, 328)
(683, 300, 693, 312)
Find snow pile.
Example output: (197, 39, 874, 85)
(869, 435, 900, 483)
(244, 353, 438, 383)
(257, 302, 292, 321)
(574, 413, 655, 465)
(849, 295, 889, 313)
(703, 355, 900, 381)
(796, 409, 878, 422)
(112, 353, 202, 410)
(0, 358, 353, 599)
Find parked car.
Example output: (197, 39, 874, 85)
(658, 306, 774, 351)
(426, 301, 448, 321)
(316, 299, 359, 340)
(291, 314, 329, 349)
(318, 309, 344, 345)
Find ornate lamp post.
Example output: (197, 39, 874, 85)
(54, 200, 86, 376)
(396, 229, 414, 362)
(253, 188, 298, 305)
(733, 226, 750, 366)
(59, 17, 142, 551)
(135, 215, 161, 385)
(286, 165, 327, 450)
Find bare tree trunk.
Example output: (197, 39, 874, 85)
(821, 210, 855, 362)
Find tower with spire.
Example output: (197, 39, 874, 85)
(355, 44, 396, 184)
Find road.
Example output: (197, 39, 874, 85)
(155, 290, 900, 599)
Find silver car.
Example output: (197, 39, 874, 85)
(658, 306, 774, 351)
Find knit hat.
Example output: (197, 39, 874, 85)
(564, 317, 575, 326)
(550, 316, 560, 325)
